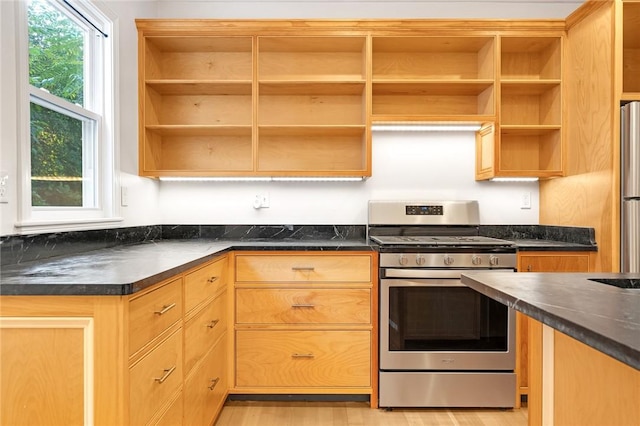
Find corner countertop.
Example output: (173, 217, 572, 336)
(461, 271, 640, 370)
(0, 239, 373, 296)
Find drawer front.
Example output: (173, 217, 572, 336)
(154, 392, 183, 426)
(185, 337, 227, 426)
(236, 330, 371, 387)
(130, 329, 183, 426)
(185, 257, 228, 313)
(235, 254, 371, 283)
(236, 288, 370, 325)
(129, 278, 183, 356)
(184, 292, 227, 375)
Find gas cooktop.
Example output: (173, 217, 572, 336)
(370, 235, 515, 247)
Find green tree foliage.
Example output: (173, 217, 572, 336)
(28, 0, 85, 206)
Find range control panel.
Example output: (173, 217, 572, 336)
(406, 205, 443, 216)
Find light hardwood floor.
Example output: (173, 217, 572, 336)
(215, 401, 528, 426)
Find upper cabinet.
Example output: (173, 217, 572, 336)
(140, 36, 254, 176)
(371, 36, 496, 122)
(257, 36, 369, 175)
(136, 20, 566, 180)
(623, 1, 640, 99)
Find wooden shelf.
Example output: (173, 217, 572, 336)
(371, 36, 495, 120)
(500, 36, 561, 80)
(498, 129, 562, 175)
(623, 2, 640, 94)
(146, 80, 252, 95)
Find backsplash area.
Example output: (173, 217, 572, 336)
(1, 224, 595, 266)
(0, 225, 365, 266)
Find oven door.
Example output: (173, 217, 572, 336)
(380, 270, 515, 371)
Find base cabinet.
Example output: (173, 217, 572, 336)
(231, 251, 378, 405)
(516, 251, 593, 411)
(0, 255, 228, 426)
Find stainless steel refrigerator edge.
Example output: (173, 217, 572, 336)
(621, 102, 640, 273)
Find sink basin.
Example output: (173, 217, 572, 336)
(588, 278, 640, 289)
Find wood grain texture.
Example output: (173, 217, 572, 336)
(215, 401, 528, 426)
(236, 288, 371, 325)
(554, 330, 640, 426)
(540, 2, 616, 272)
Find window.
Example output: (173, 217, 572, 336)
(17, 0, 118, 230)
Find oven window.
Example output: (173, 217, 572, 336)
(388, 285, 508, 351)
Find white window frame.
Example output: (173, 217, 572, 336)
(15, 0, 121, 233)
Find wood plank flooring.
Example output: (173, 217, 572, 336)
(215, 401, 528, 426)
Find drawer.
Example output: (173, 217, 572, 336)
(129, 278, 183, 357)
(153, 391, 183, 426)
(235, 254, 371, 283)
(236, 330, 371, 387)
(185, 256, 228, 313)
(184, 291, 227, 375)
(185, 336, 227, 426)
(236, 288, 370, 325)
(130, 329, 183, 426)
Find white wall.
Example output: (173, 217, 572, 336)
(2, 0, 579, 236)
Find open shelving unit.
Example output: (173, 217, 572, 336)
(140, 36, 254, 176)
(257, 36, 369, 176)
(623, 1, 640, 99)
(371, 36, 496, 122)
(495, 36, 563, 178)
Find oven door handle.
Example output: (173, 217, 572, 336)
(383, 269, 464, 279)
(381, 277, 467, 287)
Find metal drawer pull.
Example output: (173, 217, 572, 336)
(154, 366, 176, 384)
(291, 304, 315, 308)
(291, 266, 315, 272)
(206, 319, 220, 328)
(208, 377, 220, 390)
(154, 303, 176, 315)
(207, 276, 219, 283)
(291, 353, 315, 358)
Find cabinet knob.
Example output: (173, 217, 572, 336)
(291, 353, 315, 358)
(207, 276, 219, 283)
(527, 265, 532, 272)
(206, 319, 220, 328)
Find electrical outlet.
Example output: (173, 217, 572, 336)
(520, 192, 531, 209)
(253, 193, 270, 209)
(0, 171, 9, 204)
(121, 186, 129, 207)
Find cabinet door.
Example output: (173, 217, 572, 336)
(515, 251, 591, 409)
(518, 252, 590, 272)
(0, 317, 92, 426)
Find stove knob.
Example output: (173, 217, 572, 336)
(489, 255, 499, 266)
(443, 255, 454, 266)
(398, 255, 409, 266)
(472, 255, 482, 265)
(416, 255, 426, 266)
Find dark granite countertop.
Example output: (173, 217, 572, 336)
(511, 239, 597, 251)
(0, 239, 373, 296)
(461, 271, 640, 370)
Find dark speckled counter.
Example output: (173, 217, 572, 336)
(0, 239, 373, 296)
(461, 271, 640, 370)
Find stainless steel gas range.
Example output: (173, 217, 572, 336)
(368, 200, 517, 409)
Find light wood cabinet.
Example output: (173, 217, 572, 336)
(623, 1, 640, 98)
(0, 254, 229, 426)
(477, 36, 564, 180)
(515, 251, 592, 410)
(137, 21, 372, 178)
(231, 251, 378, 406)
(371, 36, 496, 121)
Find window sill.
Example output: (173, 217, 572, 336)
(14, 217, 125, 234)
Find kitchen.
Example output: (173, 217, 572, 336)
(1, 0, 639, 425)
